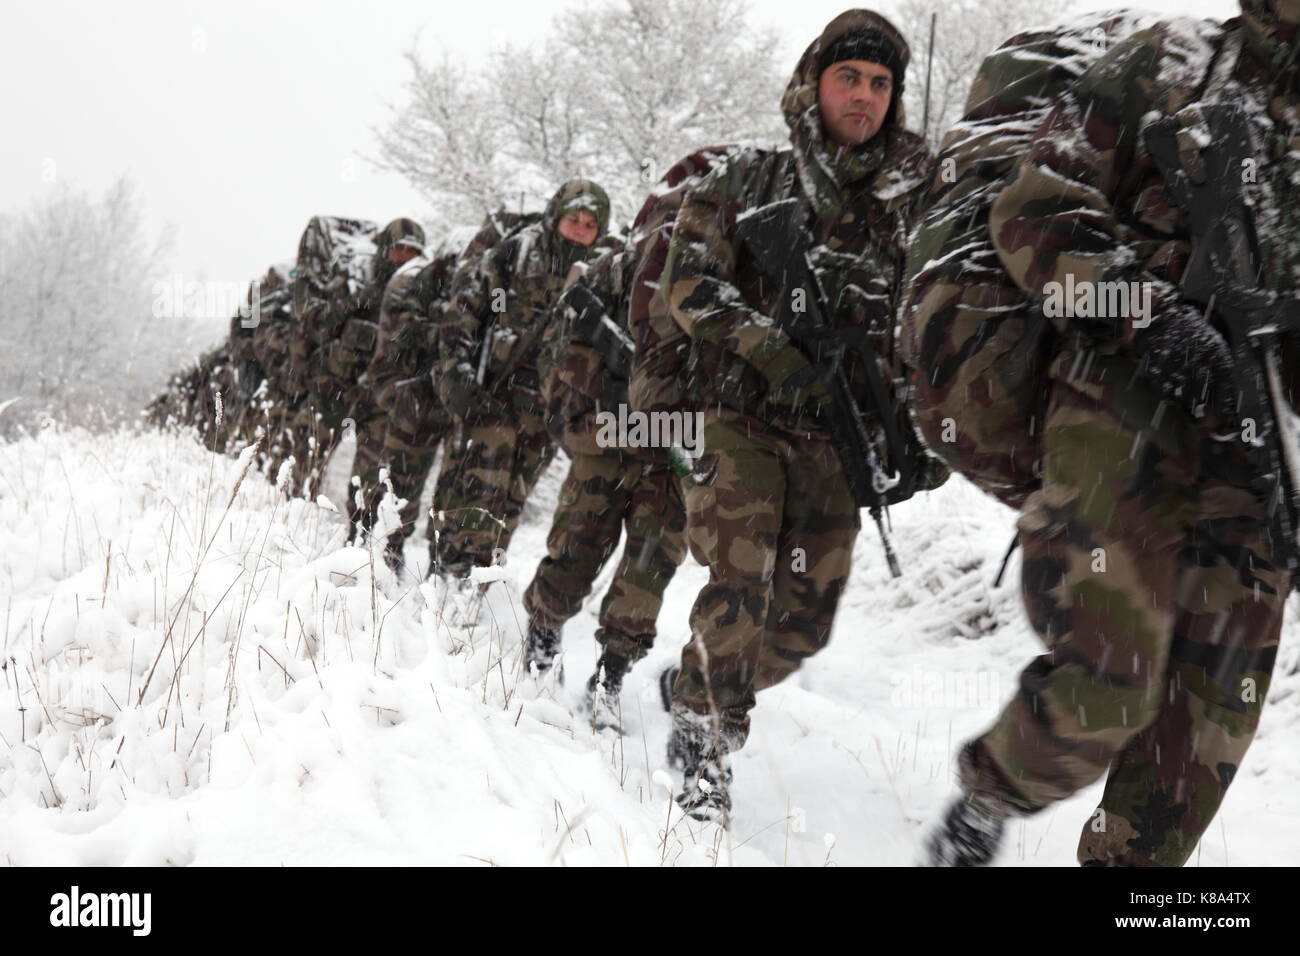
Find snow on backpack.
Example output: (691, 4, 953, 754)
(292, 215, 380, 320)
(899, 12, 1161, 509)
(290, 215, 381, 389)
(459, 209, 544, 273)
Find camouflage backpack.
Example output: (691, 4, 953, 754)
(292, 215, 380, 318)
(460, 209, 544, 270)
(430, 208, 545, 343)
(899, 12, 1164, 508)
(228, 261, 292, 401)
(627, 147, 736, 416)
(290, 215, 381, 397)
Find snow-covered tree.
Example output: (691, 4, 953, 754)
(0, 178, 185, 435)
(373, 0, 789, 229)
(890, 0, 1073, 148)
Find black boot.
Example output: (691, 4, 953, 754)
(524, 621, 564, 679)
(658, 665, 679, 713)
(666, 705, 734, 824)
(585, 651, 631, 732)
(924, 796, 1007, 866)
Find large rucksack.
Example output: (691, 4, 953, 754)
(228, 261, 292, 400)
(899, 12, 1160, 509)
(292, 215, 380, 319)
(290, 215, 381, 409)
(627, 146, 736, 416)
(459, 209, 544, 272)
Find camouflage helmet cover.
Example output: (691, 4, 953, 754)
(375, 217, 427, 260)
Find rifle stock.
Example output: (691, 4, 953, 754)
(736, 198, 909, 576)
(567, 281, 634, 379)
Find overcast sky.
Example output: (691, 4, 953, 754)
(2, 0, 1237, 295)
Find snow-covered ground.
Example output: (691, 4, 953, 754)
(1, 424, 1296, 866)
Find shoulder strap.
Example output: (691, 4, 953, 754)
(1195, 23, 1243, 105)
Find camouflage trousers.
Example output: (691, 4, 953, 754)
(672, 407, 860, 752)
(274, 403, 341, 499)
(369, 407, 454, 553)
(431, 409, 555, 575)
(959, 350, 1287, 866)
(522, 450, 686, 661)
(250, 393, 302, 482)
(344, 402, 389, 533)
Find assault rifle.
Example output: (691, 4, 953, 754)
(737, 197, 913, 577)
(1146, 104, 1300, 573)
(562, 278, 635, 381)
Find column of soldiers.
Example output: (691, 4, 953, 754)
(148, 0, 1298, 865)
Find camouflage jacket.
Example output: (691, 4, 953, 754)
(662, 10, 933, 436)
(228, 262, 292, 401)
(539, 243, 641, 456)
(989, 7, 1300, 364)
(365, 251, 458, 431)
(437, 180, 611, 419)
(367, 253, 451, 407)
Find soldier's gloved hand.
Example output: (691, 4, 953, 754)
(596, 375, 629, 413)
(916, 450, 951, 492)
(1132, 306, 1237, 421)
(445, 368, 506, 422)
(757, 345, 829, 409)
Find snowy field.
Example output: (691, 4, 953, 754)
(0, 424, 1296, 866)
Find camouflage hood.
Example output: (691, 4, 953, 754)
(781, 9, 925, 220)
(540, 178, 611, 275)
(1240, 0, 1300, 92)
(373, 217, 427, 286)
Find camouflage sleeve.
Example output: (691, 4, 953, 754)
(988, 28, 1194, 348)
(292, 287, 357, 384)
(435, 247, 499, 404)
(541, 296, 608, 407)
(536, 261, 588, 395)
(367, 269, 422, 409)
(663, 169, 813, 378)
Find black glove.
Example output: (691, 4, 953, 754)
(1132, 306, 1237, 422)
(915, 450, 951, 492)
(445, 368, 506, 422)
(595, 375, 629, 413)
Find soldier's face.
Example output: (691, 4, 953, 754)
(557, 210, 599, 247)
(388, 245, 420, 265)
(818, 59, 893, 147)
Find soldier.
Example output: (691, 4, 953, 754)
(288, 216, 370, 497)
(227, 262, 293, 464)
(359, 246, 460, 566)
(520, 242, 687, 729)
(344, 218, 428, 540)
(660, 8, 935, 821)
(916, 0, 1300, 865)
(432, 179, 611, 585)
